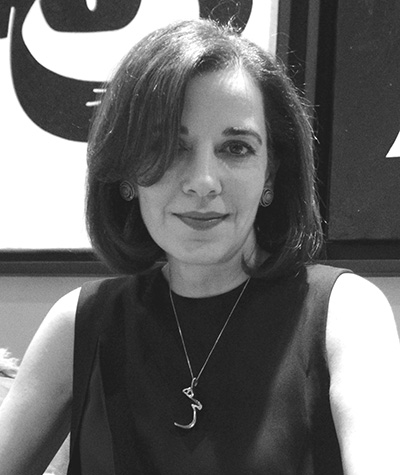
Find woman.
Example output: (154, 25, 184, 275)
(1, 19, 400, 474)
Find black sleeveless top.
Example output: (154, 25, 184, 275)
(67, 264, 348, 475)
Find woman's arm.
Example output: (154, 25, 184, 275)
(327, 273, 400, 475)
(0, 288, 80, 475)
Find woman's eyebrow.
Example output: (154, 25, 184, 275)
(223, 127, 263, 145)
(179, 126, 263, 145)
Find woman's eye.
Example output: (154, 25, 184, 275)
(221, 141, 256, 157)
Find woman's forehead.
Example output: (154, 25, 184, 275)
(180, 68, 266, 136)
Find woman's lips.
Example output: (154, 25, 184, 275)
(174, 212, 228, 231)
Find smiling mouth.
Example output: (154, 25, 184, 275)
(174, 212, 228, 231)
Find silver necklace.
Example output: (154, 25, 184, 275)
(169, 278, 250, 429)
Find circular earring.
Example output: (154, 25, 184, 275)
(259, 188, 274, 207)
(120, 181, 135, 201)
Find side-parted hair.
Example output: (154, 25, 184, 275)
(86, 19, 323, 279)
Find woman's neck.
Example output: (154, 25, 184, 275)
(164, 263, 248, 298)
(164, 247, 267, 298)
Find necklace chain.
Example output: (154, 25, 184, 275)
(169, 278, 251, 429)
(169, 278, 250, 387)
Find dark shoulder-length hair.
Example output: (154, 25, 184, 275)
(86, 19, 323, 279)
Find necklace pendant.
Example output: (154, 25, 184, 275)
(170, 278, 250, 430)
(174, 378, 202, 429)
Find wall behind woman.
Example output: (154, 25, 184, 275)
(0, 274, 399, 360)
(0, 276, 98, 359)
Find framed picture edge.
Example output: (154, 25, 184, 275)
(1, 249, 400, 277)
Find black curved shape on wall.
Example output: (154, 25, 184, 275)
(4, 0, 253, 141)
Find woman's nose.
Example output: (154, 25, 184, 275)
(182, 147, 222, 197)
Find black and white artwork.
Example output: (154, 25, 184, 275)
(0, 0, 278, 250)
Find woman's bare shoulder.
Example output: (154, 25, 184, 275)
(327, 272, 396, 344)
(7, 287, 82, 405)
(47, 286, 82, 325)
(326, 272, 398, 378)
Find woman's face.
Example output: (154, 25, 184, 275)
(137, 67, 274, 271)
